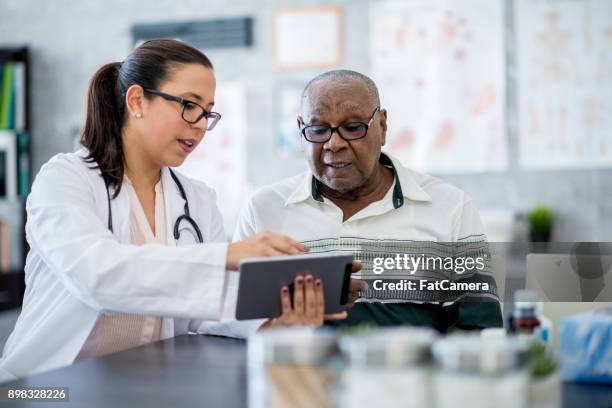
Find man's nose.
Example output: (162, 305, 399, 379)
(324, 128, 348, 152)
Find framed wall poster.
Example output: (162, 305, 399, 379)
(0, 131, 17, 200)
(274, 6, 343, 70)
(516, 0, 612, 169)
(370, 0, 507, 173)
(276, 82, 307, 156)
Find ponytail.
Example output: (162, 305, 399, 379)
(81, 62, 125, 197)
(80, 39, 214, 198)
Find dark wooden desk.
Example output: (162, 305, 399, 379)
(1, 334, 610, 407)
(2, 335, 248, 407)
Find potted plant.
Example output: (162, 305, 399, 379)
(527, 206, 553, 242)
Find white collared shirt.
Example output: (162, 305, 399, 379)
(200, 153, 495, 338)
(234, 153, 485, 243)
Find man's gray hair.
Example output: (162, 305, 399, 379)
(301, 69, 381, 108)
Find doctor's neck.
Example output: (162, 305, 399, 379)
(122, 129, 162, 189)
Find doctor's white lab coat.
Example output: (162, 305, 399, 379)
(0, 150, 230, 382)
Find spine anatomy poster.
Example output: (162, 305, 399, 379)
(370, 0, 507, 173)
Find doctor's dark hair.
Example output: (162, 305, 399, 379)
(80, 39, 213, 198)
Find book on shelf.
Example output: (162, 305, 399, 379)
(0, 131, 17, 200)
(17, 131, 29, 198)
(0, 219, 8, 272)
(0, 61, 26, 131)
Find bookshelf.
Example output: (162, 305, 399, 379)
(0, 47, 31, 311)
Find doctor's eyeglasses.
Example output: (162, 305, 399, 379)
(143, 89, 221, 130)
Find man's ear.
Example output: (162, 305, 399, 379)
(125, 84, 146, 118)
(379, 108, 388, 146)
(297, 116, 306, 152)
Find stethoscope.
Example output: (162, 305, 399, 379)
(104, 168, 204, 243)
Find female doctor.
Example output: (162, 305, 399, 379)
(0, 39, 341, 381)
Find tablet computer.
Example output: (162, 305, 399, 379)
(235, 252, 354, 320)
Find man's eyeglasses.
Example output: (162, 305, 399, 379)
(143, 89, 221, 130)
(299, 107, 380, 143)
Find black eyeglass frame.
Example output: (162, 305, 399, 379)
(143, 88, 221, 130)
(298, 106, 381, 143)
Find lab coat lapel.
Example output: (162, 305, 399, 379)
(160, 167, 187, 338)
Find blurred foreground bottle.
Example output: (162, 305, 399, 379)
(337, 327, 437, 408)
(248, 328, 337, 408)
(509, 289, 552, 345)
(433, 335, 530, 408)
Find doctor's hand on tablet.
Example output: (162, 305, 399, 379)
(259, 261, 368, 330)
(226, 231, 307, 270)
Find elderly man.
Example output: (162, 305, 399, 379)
(203, 70, 502, 336)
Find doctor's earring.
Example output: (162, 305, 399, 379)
(135, 113, 142, 119)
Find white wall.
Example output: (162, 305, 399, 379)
(1, 0, 611, 240)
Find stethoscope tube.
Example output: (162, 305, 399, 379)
(105, 168, 204, 243)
